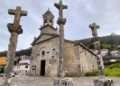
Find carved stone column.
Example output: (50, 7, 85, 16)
(54, 0, 74, 86)
(4, 6, 27, 86)
(89, 22, 113, 86)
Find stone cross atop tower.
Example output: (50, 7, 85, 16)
(43, 9, 54, 26)
(54, 0, 67, 77)
(4, 6, 27, 86)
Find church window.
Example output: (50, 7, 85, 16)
(25, 65, 28, 68)
(42, 51, 45, 56)
(52, 48, 55, 51)
(32, 65, 36, 70)
(44, 19, 47, 24)
(50, 19, 53, 23)
(47, 51, 50, 54)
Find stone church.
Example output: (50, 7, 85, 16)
(29, 9, 98, 77)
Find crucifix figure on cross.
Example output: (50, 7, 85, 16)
(4, 6, 27, 86)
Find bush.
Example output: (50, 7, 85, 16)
(104, 62, 120, 77)
(101, 43, 111, 49)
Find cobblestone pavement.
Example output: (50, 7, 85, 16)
(0, 76, 120, 86)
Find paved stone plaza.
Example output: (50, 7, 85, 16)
(0, 76, 120, 86)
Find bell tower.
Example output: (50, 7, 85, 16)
(43, 9, 54, 26)
(40, 9, 57, 35)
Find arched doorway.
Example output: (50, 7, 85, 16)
(40, 60, 46, 76)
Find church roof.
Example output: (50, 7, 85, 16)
(74, 42, 98, 56)
(40, 24, 57, 30)
(65, 39, 98, 57)
(31, 33, 59, 45)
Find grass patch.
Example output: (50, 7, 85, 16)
(105, 62, 120, 77)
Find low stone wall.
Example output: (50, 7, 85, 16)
(0, 77, 120, 86)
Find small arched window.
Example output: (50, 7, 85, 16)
(52, 48, 56, 51)
(42, 51, 45, 56)
(44, 19, 47, 24)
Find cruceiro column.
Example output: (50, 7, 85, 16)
(4, 6, 27, 86)
(89, 22, 104, 76)
(89, 22, 113, 86)
(54, 0, 67, 78)
(53, 0, 73, 86)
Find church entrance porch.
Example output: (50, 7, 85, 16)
(40, 60, 46, 76)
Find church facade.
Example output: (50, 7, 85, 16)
(29, 10, 98, 77)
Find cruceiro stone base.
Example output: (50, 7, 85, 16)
(94, 78, 114, 86)
(53, 78, 74, 86)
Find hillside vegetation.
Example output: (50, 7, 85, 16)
(80, 34, 120, 50)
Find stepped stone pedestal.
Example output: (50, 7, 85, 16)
(53, 78, 74, 86)
(94, 78, 113, 86)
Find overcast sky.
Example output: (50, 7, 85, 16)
(0, 0, 120, 51)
